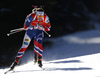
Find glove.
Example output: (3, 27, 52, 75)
(34, 24, 44, 31)
(34, 24, 44, 30)
(38, 25, 44, 31)
(34, 24, 38, 29)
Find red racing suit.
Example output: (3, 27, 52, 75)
(15, 13, 51, 63)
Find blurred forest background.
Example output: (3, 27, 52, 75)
(0, 0, 100, 67)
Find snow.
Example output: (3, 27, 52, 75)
(0, 29, 100, 77)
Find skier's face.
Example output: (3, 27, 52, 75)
(37, 15, 44, 21)
(36, 11, 44, 21)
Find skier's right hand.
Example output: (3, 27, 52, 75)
(34, 25, 38, 29)
(25, 26, 33, 30)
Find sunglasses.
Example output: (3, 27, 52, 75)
(37, 15, 44, 18)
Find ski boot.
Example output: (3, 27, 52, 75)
(38, 56, 43, 68)
(10, 57, 19, 70)
(10, 62, 18, 70)
(34, 53, 38, 64)
(38, 60, 43, 68)
(4, 62, 18, 74)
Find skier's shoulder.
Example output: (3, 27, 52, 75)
(31, 13, 36, 18)
(44, 13, 49, 19)
(44, 13, 50, 22)
(26, 13, 36, 20)
(44, 13, 47, 17)
(26, 13, 32, 17)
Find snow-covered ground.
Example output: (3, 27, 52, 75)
(0, 29, 100, 77)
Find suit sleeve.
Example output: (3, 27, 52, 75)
(43, 15, 51, 31)
(23, 14, 33, 29)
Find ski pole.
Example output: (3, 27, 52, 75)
(36, 24, 51, 37)
(7, 29, 24, 36)
(43, 31, 51, 37)
(8, 27, 51, 37)
(10, 28, 24, 32)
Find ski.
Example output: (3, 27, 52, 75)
(39, 66, 45, 70)
(34, 61, 45, 70)
(4, 69, 14, 74)
(4, 67, 45, 74)
(38, 65, 45, 70)
(42, 67, 45, 70)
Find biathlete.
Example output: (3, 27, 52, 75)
(10, 7, 51, 70)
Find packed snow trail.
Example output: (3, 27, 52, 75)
(1, 53, 100, 77)
(0, 30, 100, 77)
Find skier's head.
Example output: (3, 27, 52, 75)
(36, 8, 44, 21)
